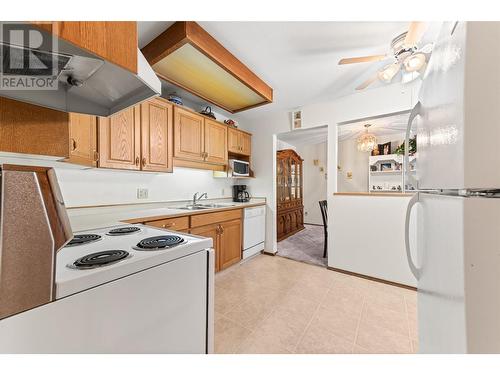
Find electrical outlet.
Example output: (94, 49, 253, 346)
(137, 188, 149, 200)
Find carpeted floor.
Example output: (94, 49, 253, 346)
(277, 224, 327, 267)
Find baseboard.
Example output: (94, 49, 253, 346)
(327, 266, 417, 291)
(262, 251, 276, 256)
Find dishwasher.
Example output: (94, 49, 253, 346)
(243, 206, 266, 259)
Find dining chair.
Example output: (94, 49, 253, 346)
(318, 200, 328, 258)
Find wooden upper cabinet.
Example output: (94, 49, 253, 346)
(219, 219, 242, 271)
(0, 97, 69, 157)
(141, 98, 173, 172)
(98, 106, 141, 170)
(173, 107, 205, 162)
(240, 132, 251, 156)
(34, 22, 138, 73)
(227, 127, 251, 156)
(227, 128, 240, 154)
(204, 119, 228, 165)
(68, 113, 97, 167)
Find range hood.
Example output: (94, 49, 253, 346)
(0, 22, 161, 117)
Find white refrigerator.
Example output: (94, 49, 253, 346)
(404, 22, 500, 353)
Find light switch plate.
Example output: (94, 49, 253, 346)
(137, 188, 149, 199)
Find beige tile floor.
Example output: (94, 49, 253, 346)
(214, 254, 418, 354)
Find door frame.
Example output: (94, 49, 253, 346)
(270, 125, 329, 255)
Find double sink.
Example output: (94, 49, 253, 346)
(175, 203, 236, 211)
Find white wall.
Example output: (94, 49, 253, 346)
(337, 134, 405, 193)
(276, 140, 296, 151)
(331, 194, 417, 287)
(296, 142, 327, 225)
(238, 80, 421, 255)
(337, 138, 369, 192)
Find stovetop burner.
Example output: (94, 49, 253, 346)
(70, 250, 130, 269)
(66, 234, 102, 247)
(106, 226, 141, 236)
(134, 235, 185, 251)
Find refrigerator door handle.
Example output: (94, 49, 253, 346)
(404, 101, 421, 191)
(405, 192, 421, 280)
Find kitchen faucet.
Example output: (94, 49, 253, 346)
(192, 192, 208, 206)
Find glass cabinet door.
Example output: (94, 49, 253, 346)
(296, 162, 302, 199)
(278, 159, 286, 203)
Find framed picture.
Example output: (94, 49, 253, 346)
(380, 163, 392, 171)
(378, 142, 391, 155)
(291, 110, 302, 130)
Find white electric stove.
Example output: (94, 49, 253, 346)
(57, 224, 211, 298)
(0, 224, 215, 354)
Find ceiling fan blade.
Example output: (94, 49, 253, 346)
(355, 73, 379, 90)
(404, 22, 428, 47)
(338, 54, 387, 65)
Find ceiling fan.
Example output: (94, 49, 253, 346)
(339, 22, 433, 90)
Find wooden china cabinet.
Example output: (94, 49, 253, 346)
(276, 149, 305, 241)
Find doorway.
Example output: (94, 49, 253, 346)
(275, 125, 328, 267)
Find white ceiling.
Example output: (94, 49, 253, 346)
(337, 111, 410, 141)
(278, 125, 328, 146)
(138, 22, 441, 121)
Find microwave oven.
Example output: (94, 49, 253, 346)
(229, 159, 250, 177)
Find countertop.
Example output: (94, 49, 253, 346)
(66, 198, 266, 232)
(334, 192, 415, 197)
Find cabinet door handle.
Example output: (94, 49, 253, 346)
(71, 138, 77, 151)
(135, 156, 140, 166)
(142, 157, 147, 167)
(162, 223, 174, 228)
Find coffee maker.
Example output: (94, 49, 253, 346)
(233, 185, 250, 203)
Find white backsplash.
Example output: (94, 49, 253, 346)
(55, 167, 237, 207)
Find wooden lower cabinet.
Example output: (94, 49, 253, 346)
(190, 223, 222, 272)
(143, 216, 189, 232)
(277, 205, 304, 242)
(190, 209, 243, 272)
(218, 219, 242, 270)
(140, 209, 245, 272)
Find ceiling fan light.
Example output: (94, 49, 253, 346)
(404, 53, 426, 72)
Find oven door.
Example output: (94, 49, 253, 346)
(231, 160, 249, 176)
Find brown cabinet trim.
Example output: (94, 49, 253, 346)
(141, 21, 272, 113)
